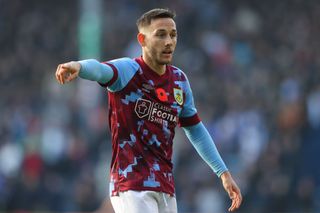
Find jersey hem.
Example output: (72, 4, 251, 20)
(111, 186, 175, 197)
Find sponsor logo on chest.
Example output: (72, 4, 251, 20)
(135, 98, 178, 125)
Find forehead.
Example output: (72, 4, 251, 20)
(148, 18, 176, 32)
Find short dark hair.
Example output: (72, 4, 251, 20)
(136, 8, 176, 30)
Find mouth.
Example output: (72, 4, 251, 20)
(162, 50, 173, 56)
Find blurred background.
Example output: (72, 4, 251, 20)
(1, 0, 319, 212)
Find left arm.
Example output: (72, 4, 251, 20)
(182, 122, 242, 212)
(177, 70, 242, 211)
(182, 122, 242, 211)
(182, 122, 227, 177)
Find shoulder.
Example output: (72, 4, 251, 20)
(104, 57, 140, 71)
(105, 57, 140, 92)
(169, 65, 189, 83)
(169, 65, 188, 81)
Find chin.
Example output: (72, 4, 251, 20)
(160, 58, 172, 65)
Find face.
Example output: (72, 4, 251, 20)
(139, 18, 177, 65)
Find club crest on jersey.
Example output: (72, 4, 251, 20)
(173, 88, 183, 105)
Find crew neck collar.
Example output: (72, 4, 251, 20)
(136, 56, 169, 78)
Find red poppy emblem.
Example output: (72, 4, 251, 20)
(156, 88, 168, 102)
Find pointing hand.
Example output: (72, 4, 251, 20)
(55, 61, 81, 84)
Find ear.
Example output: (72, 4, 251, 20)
(137, 33, 145, 46)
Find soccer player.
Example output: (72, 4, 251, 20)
(55, 8, 242, 213)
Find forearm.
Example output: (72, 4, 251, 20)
(182, 122, 228, 177)
(79, 59, 114, 84)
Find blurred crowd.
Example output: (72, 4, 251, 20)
(0, 0, 319, 212)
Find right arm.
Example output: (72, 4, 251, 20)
(56, 58, 139, 92)
(55, 59, 114, 85)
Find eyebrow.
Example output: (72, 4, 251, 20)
(155, 29, 177, 33)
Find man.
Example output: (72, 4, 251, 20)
(55, 8, 242, 213)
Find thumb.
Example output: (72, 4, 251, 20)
(66, 72, 78, 82)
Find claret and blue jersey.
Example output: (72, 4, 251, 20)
(100, 57, 200, 196)
(79, 57, 228, 197)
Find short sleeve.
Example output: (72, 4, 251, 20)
(178, 73, 201, 127)
(100, 57, 139, 92)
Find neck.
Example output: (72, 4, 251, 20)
(142, 53, 166, 75)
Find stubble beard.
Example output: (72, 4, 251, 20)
(157, 53, 173, 65)
(147, 48, 173, 66)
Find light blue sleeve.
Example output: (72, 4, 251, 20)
(79, 59, 114, 84)
(79, 58, 139, 92)
(182, 122, 228, 177)
(107, 58, 140, 92)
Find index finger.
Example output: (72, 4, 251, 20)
(229, 192, 242, 212)
(55, 64, 62, 83)
(228, 198, 236, 211)
(236, 193, 243, 209)
(57, 65, 70, 84)
(234, 186, 242, 207)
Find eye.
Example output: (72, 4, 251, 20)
(170, 33, 177, 38)
(156, 33, 166, 38)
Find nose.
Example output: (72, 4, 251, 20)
(165, 35, 173, 46)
